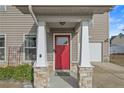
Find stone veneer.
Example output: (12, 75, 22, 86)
(70, 63, 78, 79)
(78, 67, 93, 88)
(33, 64, 93, 88)
(34, 67, 48, 88)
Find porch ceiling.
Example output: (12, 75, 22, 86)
(16, 5, 113, 15)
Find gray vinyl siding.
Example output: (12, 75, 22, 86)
(90, 12, 109, 42)
(47, 32, 53, 63)
(72, 32, 78, 62)
(0, 6, 36, 64)
(90, 12, 109, 61)
(111, 37, 124, 45)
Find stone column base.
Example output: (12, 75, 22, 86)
(34, 67, 48, 88)
(78, 67, 93, 88)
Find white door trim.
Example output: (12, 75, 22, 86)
(53, 33, 72, 71)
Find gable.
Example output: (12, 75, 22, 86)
(111, 34, 124, 46)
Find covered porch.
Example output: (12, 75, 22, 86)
(34, 18, 92, 88)
(16, 6, 112, 88)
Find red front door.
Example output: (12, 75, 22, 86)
(55, 35, 70, 70)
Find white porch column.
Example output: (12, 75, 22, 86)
(35, 22, 47, 67)
(78, 21, 93, 88)
(80, 21, 92, 67)
(34, 22, 48, 88)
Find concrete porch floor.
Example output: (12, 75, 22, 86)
(48, 62, 124, 88)
(48, 72, 79, 88)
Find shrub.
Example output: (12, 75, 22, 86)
(13, 64, 33, 81)
(0, 66, 14, 80)
(0, 68, 5, 79)
(0, 64, 33, 81)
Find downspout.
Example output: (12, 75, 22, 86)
(28, 5, 39, 67)
(28, 5, 39, 26)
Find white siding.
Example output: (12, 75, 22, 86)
(90, 43, 102, 62)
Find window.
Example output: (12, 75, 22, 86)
(0, 35, 5, 61)
(0, 5, 6, 12)
(56, 37, 69, 45)
(24, 35, 36, 61)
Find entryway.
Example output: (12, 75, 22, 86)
(54, 34, 71, 70)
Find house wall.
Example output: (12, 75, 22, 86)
(90, 12, 109, 42)
(0, 6, 109, 66)
(0, 6, 37, 65)
(111, 37, 124, 46)
(110, 45, 124, 54)
(76, 12, 109, 62)
(90, 12, 109, 62)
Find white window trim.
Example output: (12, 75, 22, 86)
(23, 34, 36, 63)
(0, 34, 6, 63)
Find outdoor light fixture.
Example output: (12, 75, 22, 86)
(59, 22, 66, 25)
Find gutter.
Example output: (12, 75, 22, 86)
(28, 5, 39, 26)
